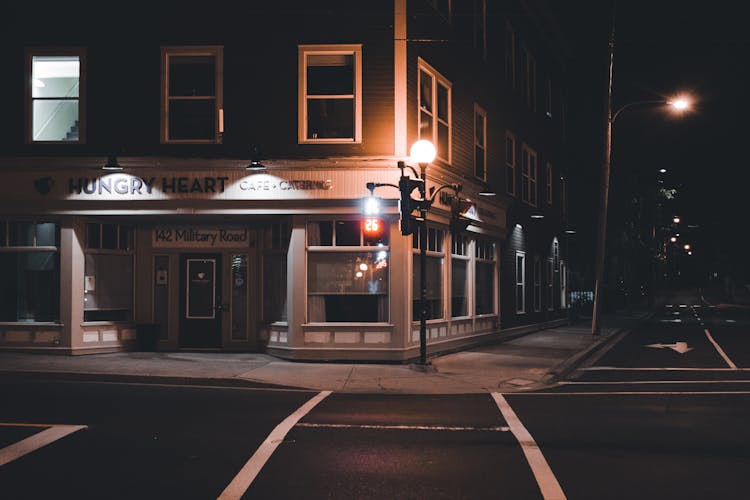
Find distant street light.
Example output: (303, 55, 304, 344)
(590, 13, 694, 336)
(673, 216, 681, 224)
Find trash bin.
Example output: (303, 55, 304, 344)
(136, 323, 161, 352)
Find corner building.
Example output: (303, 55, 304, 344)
(0, 0, 574, 360)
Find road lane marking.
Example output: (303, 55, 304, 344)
(218, 390, 331, 500)
(296, 423, 510, 432)
(492, 393, 566, 500)
(561, 380, 750, 385)
(0, 424, 87, 466)
(510, 391, 750, 396)
(704, 328, 738, 369)
(582, 367, 750, 371)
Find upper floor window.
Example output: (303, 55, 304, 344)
(521, 143, 538, 206)
(561, 177, 568, 223)
(427, 0, 452, 20)
(161, 46, 223, 143)
(26, 49, 85, 143)
(521, 47, 536, 111)
(546, 162, 553, 205)
(506, 131, 517, 196)
(473, 0, 487, 60)
(419, 59, 452, 163)
(299, 45, 362, 144)
(505, 24, 516, 87)
(474, 105, 487, 180)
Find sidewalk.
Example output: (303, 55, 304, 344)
(0, 314, 644, 394)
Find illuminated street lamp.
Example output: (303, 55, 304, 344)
(673, 216, 681, 224)
(590, 15, 694, 336)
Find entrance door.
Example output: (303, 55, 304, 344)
(180, 254, 222, 348)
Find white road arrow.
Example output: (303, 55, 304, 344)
(645, 342, 693, 354)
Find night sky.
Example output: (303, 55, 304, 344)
(557, 1, 750, 283)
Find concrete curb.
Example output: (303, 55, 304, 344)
(543, 328, 628, 385)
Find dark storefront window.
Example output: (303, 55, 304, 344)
(263, 222, 290, 323)
(0, 221, 60, 322)
(84, 223, 133, 321)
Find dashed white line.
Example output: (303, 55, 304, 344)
(0, 424, 87, 466)
(704, 328, 738, 369)
(217, 390, 331, 500)
(492, 393, 566, 500)
(295, 422, 510, 432)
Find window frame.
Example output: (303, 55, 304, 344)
(546, 257, 554, 311)
(25, 47, 87, 144)
(306, 218, 390, 324)
(474, 238, 496, 316)
(474, 104, 487, 181)
(521, 143, 538, 206)
(298, 44, 362, 144)
(515, 250, 526, 314)
(522, 47, 536, 111)
(473, 0, 487, 60)
(450, 233, 470, 319)
(505, 23, 516, 88)
(160, 45, 224, 144)
(506, 131, 517, 196)
(418, 58, 452, 164)
(412, 225, 446, 321)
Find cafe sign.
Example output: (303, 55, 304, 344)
(152, 227, 249, 248)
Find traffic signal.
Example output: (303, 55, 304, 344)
(398, 175, 424, 236)
(450, 196, 475, 234)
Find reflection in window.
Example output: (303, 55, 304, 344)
(162, 47, 223, 143)
(300, 45, 361, 142)
(307, 218, 389, 322)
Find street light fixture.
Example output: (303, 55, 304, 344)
(364, 140, 465, 368)
(590, 15, 694, 336)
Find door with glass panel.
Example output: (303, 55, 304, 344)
(179, 254, 222, 348)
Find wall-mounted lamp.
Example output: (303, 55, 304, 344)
(530, 214, 545, 219)
(102, 155, 123, 171)
(246, 144, 266, 171)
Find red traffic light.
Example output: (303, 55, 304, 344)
(362, 217, 385, 240)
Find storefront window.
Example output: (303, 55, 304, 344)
(84, 223, 133, 322)
(0, 220, 59, 322)
(451, 234, 469, 317)
(475, 238, 496, 315)
(413, 227, 444, 321)
(263, 222, 289, 323)
(307, 219, 389, 322)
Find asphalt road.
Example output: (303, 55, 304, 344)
(1, 303, 748, 499)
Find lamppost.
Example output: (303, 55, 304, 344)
(365, 140, 465, 368)
(590, 22, 692, 335)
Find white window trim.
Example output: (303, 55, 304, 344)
(298, 44, 362, 144)
(474, 104, 487, 181)
(560, 259, 568, 309)
(26, 47, 86, 144)
(515, 250, 526, 314)
(418, 58, 452, 164)
(506, 131, 516, 196)
(161, 45, 224, 144)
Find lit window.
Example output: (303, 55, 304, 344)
(26, 49, 85, 143)
(299, 45, 362, 143)
(474, 105, 487, 180)
(307, 219, 389, 322)
(161, 46, 223, 143)
(419, 59, 452, 163)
